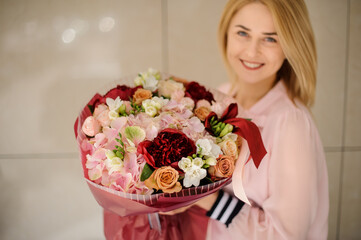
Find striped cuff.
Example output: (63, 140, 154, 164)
(206, 190, 244, 227)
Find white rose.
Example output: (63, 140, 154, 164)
(144, 105, 157, 117)
(205, 157, 217, 166)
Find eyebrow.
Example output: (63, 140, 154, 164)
(235, 24, 277, 36)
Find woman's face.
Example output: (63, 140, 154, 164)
(226, 2, 285, 86)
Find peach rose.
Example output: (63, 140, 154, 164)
(158, 79, 184, 98)
(170, 89, 185, 102)
(219, 139, 238, 159)
(144, 166, 182, 193)
(82, 116, 101, 137)
(194, 106, 211, 121)
(133, 88, 152, 105)
(208, 155, 235, 179)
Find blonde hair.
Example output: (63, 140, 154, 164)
(218, 0, 317, 107)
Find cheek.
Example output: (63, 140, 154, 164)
(269, 48, 285, 68)
(226, 37, 241, 58)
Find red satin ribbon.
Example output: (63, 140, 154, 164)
(205, 103, 267, 168)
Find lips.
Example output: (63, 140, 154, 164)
(240, 59, 264, 70)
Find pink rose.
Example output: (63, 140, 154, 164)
(123, 101, 132, 114)
(93, 104, 108, 118)
(196, 99, 212, 109)
(82, 116, 101, 137)
(96, 109, 110, 127)
(93, 104, 110, 127)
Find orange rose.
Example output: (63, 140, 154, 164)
(144, 166, 182, 193)
(194, 106, 211, 121)
(133, 88, 152, 105)
(208, 155, 235, 179)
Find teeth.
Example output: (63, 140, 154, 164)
(243, 61, 262, 68)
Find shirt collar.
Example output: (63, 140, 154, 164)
(236, 80, 287, 128)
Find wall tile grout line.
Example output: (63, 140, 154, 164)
(324, 146, 361, 152)
(0, 153, 78, 159)
(161, 0, 169, 73)
(336, 0, 351, 239)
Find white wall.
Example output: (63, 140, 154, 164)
(0, 0, 360, 239)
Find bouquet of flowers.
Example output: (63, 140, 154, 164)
(74, 68, 266, 239)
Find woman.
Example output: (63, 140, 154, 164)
(197, 0, 329, 239)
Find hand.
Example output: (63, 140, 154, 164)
(158, 192, 219, 216)
(159, 204, 194, 215)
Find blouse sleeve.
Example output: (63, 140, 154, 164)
(228, 109, 323, 239)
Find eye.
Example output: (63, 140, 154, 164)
(237, 31, 248, 37)
(265, 37, 277, 43)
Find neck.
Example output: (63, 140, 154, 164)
(234, 77, 276, 110)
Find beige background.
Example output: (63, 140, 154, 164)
(0, 0, 360, 239)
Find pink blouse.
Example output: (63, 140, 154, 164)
(207, 80, 329, 240)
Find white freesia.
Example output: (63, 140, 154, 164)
(134, 68, 161, 92)
(183, 167, 207, 187)
(196, 139, 212, 155)
(106, 97, 123, 112)
(193, 157, 204, 168)
(196, 139, 222, 158)
(178, 157, 192, 172)
(210, 142, 222, 158)
(179, 157, 207, 187)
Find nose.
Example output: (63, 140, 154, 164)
(244, 39, 261, 58)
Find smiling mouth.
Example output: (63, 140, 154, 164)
(241, 60, 264, 70)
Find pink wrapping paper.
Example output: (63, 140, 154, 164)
(74, 84, 233, 216)
(74, 75, 266, 240)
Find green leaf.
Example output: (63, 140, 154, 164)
(140, 163, 154, 181)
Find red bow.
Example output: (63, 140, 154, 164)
(205, 103, 267, 168)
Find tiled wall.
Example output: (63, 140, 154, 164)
(0, 0, 360, 239)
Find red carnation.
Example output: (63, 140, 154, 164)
(185, 81, 215, 104)
(137, 128, 197, 169)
